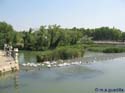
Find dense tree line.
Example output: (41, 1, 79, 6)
(0, 21, 125, 50)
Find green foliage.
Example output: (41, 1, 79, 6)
(47, 25, 62, 49)
(0, 21, 125, 52)
(0, 21, 14, 48)
(92, 27, 121, 41)
(35, 26, 50, 50)
(0, 21, 14, 33)
(103, 47, 125, 53)
(18, 25, 85, 51)
(121, 32, 125, 41)
(23, 30, 36, 50)
(88, 47, 105, 52)
(78, 35, 93, 44)
(87, 44, 125, 53)
(1, 21, 125, 62)
(36, 45, 84, 62)
(13, 32, 24, 48)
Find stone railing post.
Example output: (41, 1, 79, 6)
(14, 48, 19, 63)
(4, 44, 7, 56)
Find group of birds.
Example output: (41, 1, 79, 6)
(21, 54, 125, 69)
(21, 63, 41, 67)
(21, 60, 82, 68)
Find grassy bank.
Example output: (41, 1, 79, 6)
(103, 47, 125, 53)
(87, 43, 125, 53)
(36, 45, 84, 62)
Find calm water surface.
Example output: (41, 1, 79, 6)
(0, 51, 125, 93)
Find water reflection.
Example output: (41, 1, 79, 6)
(0, 72, 20, 93)
(80, 52, 125, 64)
(51, 65, 103, 81)
(14, 72, 20, 93)
(19, 51, 37, 64)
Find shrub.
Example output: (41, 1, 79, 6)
(36, 45, 84, 62)
(103, 47, 125, 53)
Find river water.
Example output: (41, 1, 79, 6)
(0, 51, 125, 93)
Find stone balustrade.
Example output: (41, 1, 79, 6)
(0, 44, 19, 75)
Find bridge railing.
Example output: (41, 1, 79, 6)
(4, 44, 19, 63)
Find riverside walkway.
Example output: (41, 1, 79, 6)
(0, 49, 19, 74)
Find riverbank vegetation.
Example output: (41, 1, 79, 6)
(0, 21, 125, 61)
(87, 43, 125, 53)
(37, 45, 84, 62)
(103, 47, 125, 53)
(1, 21, 125, 50)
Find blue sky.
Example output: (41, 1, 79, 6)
(0, 0, 125, 31)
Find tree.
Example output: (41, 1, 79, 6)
(23, 29, 36, 50)
(0, 21, 14, 46)
(13, 32, 24, 48)
(78, 35, 93, 44)
(35, 26, 50, 50)
(48, 25, 62, 49)
(93, 27, 121, 41)
(121, 32, 125, 41)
